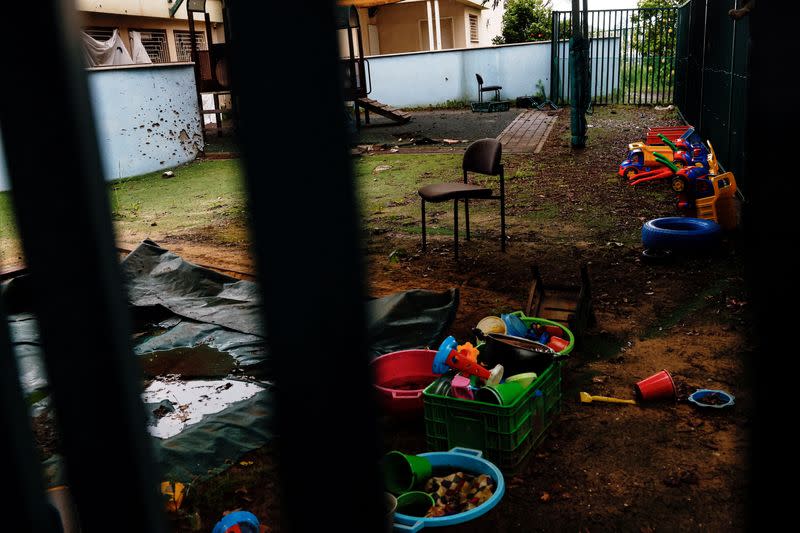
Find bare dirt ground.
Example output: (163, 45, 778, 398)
(160, 106, 752, 531)
(18, 105, 750, 531)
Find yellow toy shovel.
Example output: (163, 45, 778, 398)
(579, 391, 636, 405)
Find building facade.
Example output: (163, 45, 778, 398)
(345, 0, 505, 56)
(77, 0, 226, 64)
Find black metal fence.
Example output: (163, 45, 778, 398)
(674, 0, 749, 187)
(551, 8, 680, 105)
(0, 1, 382, 531)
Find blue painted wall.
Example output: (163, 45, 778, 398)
(1, 64, 202, 192)
(88, 64, 203, 182)
(366, 39, 620, 108)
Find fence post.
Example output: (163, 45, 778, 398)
(698, 0, 709, 131)
(550, 12, 559, 102)
(0, 2, 165, 531)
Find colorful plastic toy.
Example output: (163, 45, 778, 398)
(212, 511, 260, 533)
(645, 125, 701, 146)
(671, 164, 737, 228)
(433, 336, 503, 386)
(620, 126, 710, 186)
(625, 151, 680, 187)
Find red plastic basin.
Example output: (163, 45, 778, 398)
(372, 349, 440, 416)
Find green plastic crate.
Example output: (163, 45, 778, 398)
(423, 361, 562, 470)
(471, 101, 511, 113)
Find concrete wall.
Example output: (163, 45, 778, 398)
(87, 63, 203, 182)
(76, 0, 224, 22)
(366, 37, 620, 108)
(1, 64, 202, 192)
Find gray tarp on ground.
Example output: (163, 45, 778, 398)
(122, 239, 458, 356)
(6, 241, 458, 482)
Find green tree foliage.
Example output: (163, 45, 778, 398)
(492, 0, 553, 45)
(630, 0, 682, 88)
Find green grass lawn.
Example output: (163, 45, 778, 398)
(110, 160, 248, 245)
(1, 106, 677, 266)
(1, 160, 248, 266)
(0, 191, 22, 266)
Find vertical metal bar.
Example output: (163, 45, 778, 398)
(597, 10, 603, 105)
(0, 299, 57, 532)
(636, 10, 647, 105)
(0, 2, 165, 531)
(565, 12, 569, 104)
(603, 11, 610, 105)
(614, 9, 620, 104)
(603, 10, 609, 104)
(563, 13, 569, 104)
(626, 10, 632, 105)
(453, 199, 459, 260)
(645, 10, 652, 105)
(225, 1, 384, 531)
(421, 199, 427, 251)
(727, 4, 737, 156)
(188, 6, 206, 144)
(653, 9, 661, 103)
(698, 0, 709, 132)
(653, 9, 662, 103)
(550, 11, 558, 101)
(500, 167, 506, 252)
(589, 10, 596, 104)
(667, 7, 673, 103)
(668, 7, 677, 104)
(465, 199, 471, 241)
(629, 9, 635, 105)
(564, 13, 569, 103)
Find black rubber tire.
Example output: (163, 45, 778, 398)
(641, 247, 675, 263)
(641, 217, 721, 251)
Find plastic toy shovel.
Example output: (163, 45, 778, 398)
(579, 392, 636, 405)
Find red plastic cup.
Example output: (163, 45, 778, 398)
(634, 369, 676, 402)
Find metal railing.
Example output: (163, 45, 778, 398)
(551, 8, 680, 105)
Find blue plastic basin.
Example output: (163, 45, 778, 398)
(392, 448, 505, 532)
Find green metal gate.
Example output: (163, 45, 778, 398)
(551, 8, 680, 105)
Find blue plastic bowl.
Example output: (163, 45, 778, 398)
(392, 448, 505, 532)
(687, 389, 735, 409)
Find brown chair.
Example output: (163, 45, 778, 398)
(418, 138, 506, 259)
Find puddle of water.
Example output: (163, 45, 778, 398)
(142, 378, 263, 439)
(139, 345, 238, 379)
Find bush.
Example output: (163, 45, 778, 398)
(497, 0, 553, 44)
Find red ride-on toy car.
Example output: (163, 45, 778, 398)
(621, 151, 680, 187)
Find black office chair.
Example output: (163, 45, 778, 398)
(418, 139, 506, 259)
(476, 73, 502, 102)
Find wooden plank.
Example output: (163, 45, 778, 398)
(539, 309, 574, 323)
(541, 295, 579, 312)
